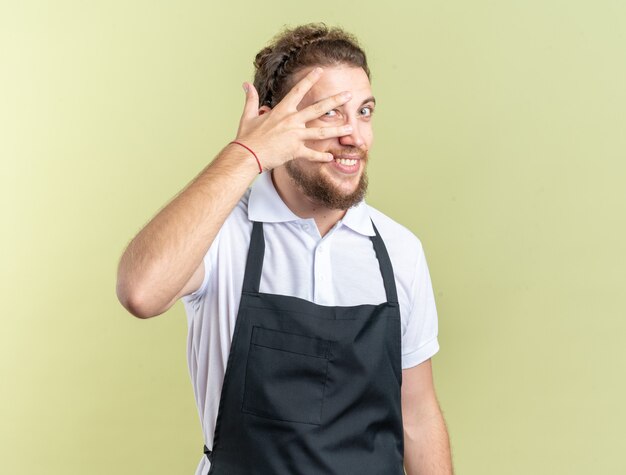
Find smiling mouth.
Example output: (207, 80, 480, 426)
(334, 157, 360, 166)
(329, 157, 362, 174)
(327, 147, 367, 170)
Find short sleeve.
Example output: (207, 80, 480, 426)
(181, 229, 221, 304)
(401, 244, 440, 369)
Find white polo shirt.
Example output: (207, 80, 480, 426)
(182, 170, 439, 475)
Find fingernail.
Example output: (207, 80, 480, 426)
(342, 91, 352, 100)
(242, 83, 249, 93)
(314, 67, 323, 74)
(344, 125, 353, 132)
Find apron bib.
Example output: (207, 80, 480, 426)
(204, 220, 404, 474)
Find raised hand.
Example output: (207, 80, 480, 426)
(234, 67, 354, 171)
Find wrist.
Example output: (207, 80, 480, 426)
(218, 142, 264, 177)
(228, 140, 263, 173)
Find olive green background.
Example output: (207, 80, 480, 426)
(1, 1, 624, 473)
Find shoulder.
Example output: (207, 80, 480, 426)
(234, 188, 252, 219)
(223, 188, 253, 230)
(366, 204, 425, 261)
(207, 188, 253, 259)
(365, 204, 429, 299)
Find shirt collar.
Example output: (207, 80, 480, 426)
(248, 171, 301, 223)
(340, 199, 376, 236)
(248, 170, 375, 236)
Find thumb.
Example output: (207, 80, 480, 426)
(241, 82, 259, 120)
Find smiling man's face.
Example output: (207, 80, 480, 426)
(286, 65, 375, 210)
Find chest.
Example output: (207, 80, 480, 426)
(223, 221, 388, 307)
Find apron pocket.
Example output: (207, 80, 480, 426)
(242, 325, 331, 425)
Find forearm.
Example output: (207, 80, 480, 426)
(403, 408, 453, 475)
(116, 144, 259, 317)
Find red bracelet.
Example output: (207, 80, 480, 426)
(229, 141, 263, 174)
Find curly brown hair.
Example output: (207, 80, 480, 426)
(253, 23, 370, 108)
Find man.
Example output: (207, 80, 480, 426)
(117, 23, 453, 475)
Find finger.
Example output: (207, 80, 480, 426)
(297, 146, 335, 163)
(298, 124, 354, 141)
(277, 67, 324, 110)
(298, 91, 352, 123)
(241, 82, 260, 120)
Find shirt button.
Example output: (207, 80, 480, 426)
(302, 224, 309, 230)
(318, 246, 324, 252)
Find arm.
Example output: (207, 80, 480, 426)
(116, 68, 353, 318)
(115, 143, 259, 318)
(402, 359, 453, 475)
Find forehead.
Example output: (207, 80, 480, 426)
(294, 65, 372, 107)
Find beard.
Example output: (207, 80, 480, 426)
(285, 147, 369, 210)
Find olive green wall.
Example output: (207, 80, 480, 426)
(2, 1, 624, 473)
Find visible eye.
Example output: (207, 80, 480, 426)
(360, 106, 374, 117)
(324, 109, 338, 117)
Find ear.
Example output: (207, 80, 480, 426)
(259, 105, 272, 116)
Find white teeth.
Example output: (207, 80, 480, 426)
(335, 158, 357, 166)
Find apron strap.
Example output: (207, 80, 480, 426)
(203, 444, 213, 461)
(370, 220, 399, 304)
(242, 219, 399, 304)
(242, 220, 265, 293)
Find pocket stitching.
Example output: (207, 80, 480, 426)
(252, 325, 331, 358)
(242, 327, 331, 425)
(251, 342, 329, 359)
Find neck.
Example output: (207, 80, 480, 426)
(271, 167, 347, 237)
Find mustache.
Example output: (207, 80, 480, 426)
(326, 147, 368, 160)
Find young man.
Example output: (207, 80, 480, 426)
(117, 23, 453, 475)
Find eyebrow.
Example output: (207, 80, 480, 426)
(360, 96, 376, 106)
(312, 96, 376, 107)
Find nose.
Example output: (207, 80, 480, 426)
(338, 117, 365, 148)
